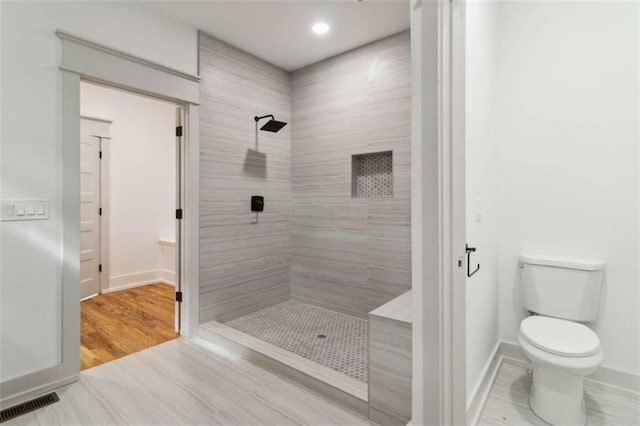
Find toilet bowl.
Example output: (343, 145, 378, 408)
(518, 315, 603, 425)
(517, 253, 605, 425)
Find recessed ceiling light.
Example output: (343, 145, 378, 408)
(312, 22, 330, 36)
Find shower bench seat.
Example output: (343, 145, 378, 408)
(368, 290, 412, 426)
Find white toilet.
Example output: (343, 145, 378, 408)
(518, 253, 605, 426)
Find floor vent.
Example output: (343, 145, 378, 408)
(0, 392, 59, 423)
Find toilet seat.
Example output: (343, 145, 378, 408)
(520, 316, 600, 358)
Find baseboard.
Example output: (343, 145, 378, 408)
(466, 341, 501, 426)
(104, 269, 174, 293)
(497, 340, 526, 361)
(0, 374, 79, 409)
(498, 340, 640, 393)
(588, 364, 640, 393)
(81, 293, 99, 301)
(159, 269, 175, 286)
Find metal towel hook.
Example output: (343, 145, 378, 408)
(466, 244, 480, 277)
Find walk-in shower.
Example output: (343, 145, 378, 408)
(199, 29, 412, 423)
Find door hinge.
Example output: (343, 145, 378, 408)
(99, 207, 102, 216)
(175, 291, 183, 303)
(176, 126, 183, 137)
(176, 208, 183, 220)
(99, 264, 102, 272)
(99, 151, 102, 159)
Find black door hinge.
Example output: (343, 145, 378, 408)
(99, 207, 102, 216)
(176, 126, 183, 137)
(175, 291, 183, 303)
(99, 151, 102, 159)
(99, 264, 102, 272)
(176, 208, 183, 220)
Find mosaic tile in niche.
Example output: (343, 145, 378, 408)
(352, 151, 393, 198)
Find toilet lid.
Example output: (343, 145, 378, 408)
(520, 316, 601, 357)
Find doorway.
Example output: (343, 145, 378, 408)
(78, 82, 183, 370)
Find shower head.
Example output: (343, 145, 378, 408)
(255, 114, 287, 133)
(260, 119, 287, 133)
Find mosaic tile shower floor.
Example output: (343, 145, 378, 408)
(225, 300, 368, 383)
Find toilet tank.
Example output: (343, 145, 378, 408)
(520, 253, 605, 322)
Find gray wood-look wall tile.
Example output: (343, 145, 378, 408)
(199, 30, 410, 323)
(368, 313, 412, 426)
(199, 32, 292, 323)
(290, 31, 411, 317)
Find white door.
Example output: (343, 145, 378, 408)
(80, 118, 108, 300)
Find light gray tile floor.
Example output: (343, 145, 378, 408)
(226, 300, 368, 382)
(4, 339, 369, 426)
(479, 358, 640, 426)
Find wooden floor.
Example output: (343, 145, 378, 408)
(478, 358, 640, 425)
(7, 339, 369, 426)
(80, 283, 179, 370)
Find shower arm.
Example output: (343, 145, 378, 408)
(254, 115, 275, 122)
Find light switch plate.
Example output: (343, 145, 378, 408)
(2, 200, 49, 221)
(475, 198, 484, 223)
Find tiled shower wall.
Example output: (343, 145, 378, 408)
(290, 31, 411, 318)
(198, 31, 410, 323)
(199, 33, 292, 323)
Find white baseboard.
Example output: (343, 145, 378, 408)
(104, 269, 174, 293)
(81, 293, 99, 301)
(467, 341, 502, 426)
(0, 374, 79, 409)
(497, 340, 526, 360)
(498, 340, 640, 393)
(159, 269, 175, 286)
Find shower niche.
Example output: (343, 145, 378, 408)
(351, 151, 393, 198)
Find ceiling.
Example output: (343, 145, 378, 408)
(144, 0, 410, 71)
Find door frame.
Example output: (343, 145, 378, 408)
(59, 28, 202, 349)
(410, 0, 467, 424)
(0, 30, 200, 407)
(58, 26, 201, 354)
(56, 28, 202, 334)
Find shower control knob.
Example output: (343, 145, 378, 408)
(251, 196, 264, 212)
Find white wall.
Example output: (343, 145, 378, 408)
(497, 1, 640, 376)
(465, 0, 500, 400)
(159, 241, 176, 285)
(1, 1, 195, 382)
(81, 83, 176, 290)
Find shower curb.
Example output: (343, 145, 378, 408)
(196, 321, 369, 417)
